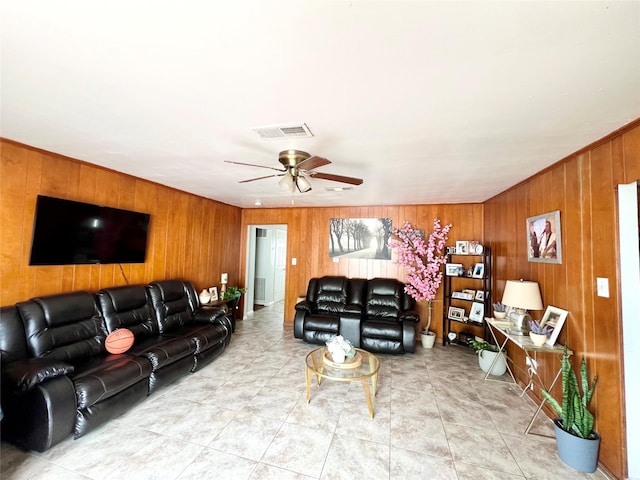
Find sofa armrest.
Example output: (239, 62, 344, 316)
(2, 358, 74, 394)
(193, 305, 227, 324)
(400, 310, 420, 323)
(343, 303, 362, 316)
(294, 300, 313, 314)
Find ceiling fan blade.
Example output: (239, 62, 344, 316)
(225, 160, 286, 173)
(297, 155, 331, 172)
(239, 173, 285, 183)
(310, 172, 363, 185)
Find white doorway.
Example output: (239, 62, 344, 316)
(243, 224, 287, 319)
(618, 180, 640, 480)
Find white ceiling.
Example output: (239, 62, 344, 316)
(1, 1, 639, 208)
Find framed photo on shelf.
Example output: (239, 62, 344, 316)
(455, 241, 469, 254)
(469, 302, 485, 322)
(452, 291, 472, 300)
(527, 210, 562, 264)
(445, 263, 464, 276)
(471, 263, 485, 278)
(475, 290, 485, 301)
(540, 305, 569, 346)
(448, 306, 465, 321)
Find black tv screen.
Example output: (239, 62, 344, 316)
(29, 195, 150, 265)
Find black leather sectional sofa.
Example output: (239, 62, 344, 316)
(294, 276, 420, 354)
(0, 279, 232, 452)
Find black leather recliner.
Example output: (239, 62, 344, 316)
(294, 276, 419, 354)
(360, 278, 420, 354)
(293, 276, 366, 347)
(11, 291, 153, 448)
(146, 280, 231, 374)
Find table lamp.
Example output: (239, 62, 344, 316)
(502, 279, 543, 335)
(221, 273, 228, 295)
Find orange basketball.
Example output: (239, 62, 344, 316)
(105, 328, 134, 354)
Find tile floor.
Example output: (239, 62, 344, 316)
(1, 302, 609, 479)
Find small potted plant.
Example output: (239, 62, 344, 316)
(528, 319, 549, 346)
(541, 347, 600, 473)
(223, 286, 246, 300)
(493, 302, 507, 319)
(222, 286, 246, 321)
(470, 339, 507, 376)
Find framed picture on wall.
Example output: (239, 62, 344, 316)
(527, 210, 562, 264)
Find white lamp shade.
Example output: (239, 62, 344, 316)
(296, 176, 312, 193)
(279, 175, 295, 192)
(502, 280, 543, 311)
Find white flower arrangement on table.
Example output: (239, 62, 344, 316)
(326, 335, 356, 363)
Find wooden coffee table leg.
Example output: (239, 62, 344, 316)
(361, 380, 375, 418)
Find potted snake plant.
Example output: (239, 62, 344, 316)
(541, 346, 600, 473)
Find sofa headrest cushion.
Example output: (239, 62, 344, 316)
(101, 286, 148, 312)
(34, 291, 97, 327)
(153, 280, 187, 302)
(0, 306, 29, 364)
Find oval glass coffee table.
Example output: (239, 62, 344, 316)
(305, 347, 380, 418)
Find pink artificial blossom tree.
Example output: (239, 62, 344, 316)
(389, 219, 452, 332)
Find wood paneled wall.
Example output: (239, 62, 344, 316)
(241, 204, 484, 337)
(484, 119, 640, 480)
(0, 140, 242, 304)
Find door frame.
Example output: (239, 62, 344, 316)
(243, 224, 287, 320)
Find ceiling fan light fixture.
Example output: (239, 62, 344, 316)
(279, 175, 295, 192)
(296, 176, 312, 193)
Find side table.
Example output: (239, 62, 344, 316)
(485, 318, 572, 436)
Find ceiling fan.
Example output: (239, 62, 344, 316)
(225, 149, 363, 193)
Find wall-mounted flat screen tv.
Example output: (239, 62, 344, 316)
(29, 195, 151, 265)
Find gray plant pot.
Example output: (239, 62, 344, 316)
(553, 418, 601, 473)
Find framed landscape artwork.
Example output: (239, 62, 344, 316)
(527, 210, 562, 264)
(329, 218, 392, 260)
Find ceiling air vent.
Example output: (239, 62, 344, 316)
(252, 123, 314, 140)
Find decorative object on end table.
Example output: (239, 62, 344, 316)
(389, 219, 452, 349)
(222, 286, 246, 321)
(493, 302, 507, 319)
(470, 339, 507, 376)
(501, 279, 543, 334)
(540, 305, 568, 347)
(223, 286, 246, 300)
(541, 347, 600, 473)
(528, 319, 549, 346)
(199, 288, 211, 305)
(208, 286, 219, 301)
(325, 335, 357, 364)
